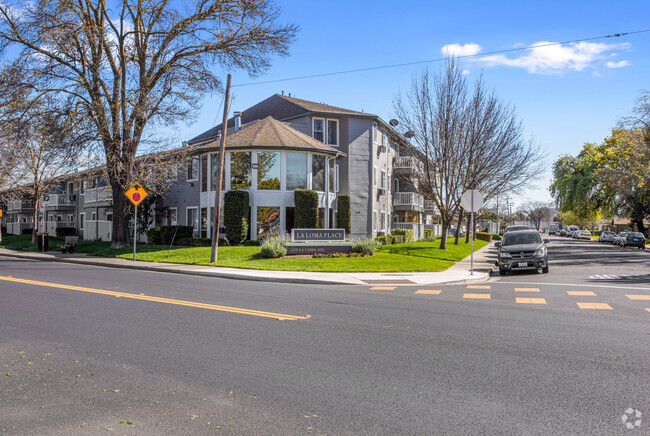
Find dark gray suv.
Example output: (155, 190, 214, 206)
(496, 230, 550, 275)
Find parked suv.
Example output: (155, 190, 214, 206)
(496, 230, 550, 275)
(621, 232, 646, 249)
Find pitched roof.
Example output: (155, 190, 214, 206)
(199, 116, 344, 156)
(189, 94, 374, 144)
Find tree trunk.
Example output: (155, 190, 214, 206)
(110, 180, 130, 248)
(465, 211, 471, 244)
(439, 220, 449, 250)
(31, 203, 38, 245)
(454, 208, 464, 245)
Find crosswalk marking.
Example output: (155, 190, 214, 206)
(567, 291, 597, 296)
(415, 289, 442, 295)
(576, 302, 613, 310)
(463, 293, 491, 299)
(626, 295, 650, 301)
(514, 288, 540, 292)
(466, 285, 490, 289)
(369, 286, 396, 291)
(516, 297, 547, 304)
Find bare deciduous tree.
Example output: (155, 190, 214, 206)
(0, 0, 298, 247)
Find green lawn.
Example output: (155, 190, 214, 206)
(0, 233, 488, 272)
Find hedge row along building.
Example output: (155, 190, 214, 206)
(1, 94, 442, 241)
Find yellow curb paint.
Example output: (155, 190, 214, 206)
(369, 286, 396, 291)
(0, 276, 309, 321)
(567, 291, 597, 296)
(415, 290, 442, 295)
(625, 295, 650, 301)
(516, 297, 547, 304)
(576, 302, 613, 310)
(514, 288, 540, 292)
(463, 293, 491, 299)
(466, 285, 490, 289)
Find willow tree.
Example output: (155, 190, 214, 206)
(0, 0, 297, 247)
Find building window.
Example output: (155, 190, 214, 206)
(257, 207, 280, 238)
(79, 213, 85, 229)
(381, 212, 386, 231)
(166, 162, 177, 181)
(313, 118, 324, 142)
(327, 120, 338, 146)
(201, 207, 207, 238)
(230, 152, 251, 190)
(201, 155, 208, 192)
(373, 210, 377, 230)
(67, 215, 74, 222)
(106, 213, 113, 222)
(387, 175, 391, 193)
(373, 166, 378, 187)
(257, 151, 280, 190)
(381, 170, 387, 189)
(169, 208, 177, 226)
(373, 124, 381, 143)
(312, 155, 326, 191)
(328, 159, 335, 192)
(186, 207, 198, 235)
(210, 152, 225, 191)
(286, 152, 307, 190)
(187, 157, 199, 181)
(91, 212, 96, 220)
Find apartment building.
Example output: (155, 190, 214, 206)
(2, 94, 440, 241)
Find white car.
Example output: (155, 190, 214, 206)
(598, 231, 616, 243)
(578, 230, 591, 240)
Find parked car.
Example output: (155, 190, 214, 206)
(504, 225, 529, 234)
(571, 229, 580, 239)
(598, 231, 616, 243)
(449, 228, 464, 237)
(621, 232, 646, 249)
(578, 230, 591, 240)
(613, 232, 627, 246)
(558, 229, 567, 236)
(495, 230, 550, 275)
(566, 225, 579, 237)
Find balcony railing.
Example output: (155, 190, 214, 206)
(393, 192, 424, 209)
(43, 194, 75, 207)
(8, 200, 34, 211)
(84, 186, 112, 203)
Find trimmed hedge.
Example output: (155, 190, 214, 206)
(391, 228, 414, 243)
(476, 232, 493, 242)
(391, 235, 405, 244)
(352, 239, 378, 255)
(375, 235, 391, 246)
(336, 194, 351, 234)
(55, 227, 76, 238)
(147, 225, 193, 245)
(424, 229, 433, 239)
(491, 233, 502, 241)
(294, 189, 318, 228)
(224, 190, 250, 244)
(176, 237, 215, 247)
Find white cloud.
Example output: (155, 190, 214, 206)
(473, 41, 631, 75)
(441, 43, 482, 57)
(605, 60, 629, 68)
(462, 70, 470, 75)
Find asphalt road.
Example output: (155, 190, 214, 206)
(1, 236, 649, 435)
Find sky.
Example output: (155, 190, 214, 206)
(175, 0, 650, 210)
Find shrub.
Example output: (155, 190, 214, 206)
(224, 190, 250, 244)
(336, 195, 351, 234)
(491, 233, 502, 241)
(352, 238, 378, 255)
(476, 232, 493, 242)
(260, 235, 287, 258)
(55, 227, 76, 238)
(375, 235, 391, 246)
(391, 235, 405, 244)
(148, 226, 193, 245)
(22, 228, 34, 235)
(294, 189, 318, 228)
(147, 227, 163, 244)
(391, 228, 414, 243)
(243, 239, 261, 246)
(424, 229, 433, 239)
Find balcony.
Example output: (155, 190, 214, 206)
(424, 199, 440, 215)
(393, 192, 424, 211)
(393, 156, 421, 175)
(43, 194, 75, 209)
(84, 186, 112, 204)
(7, 200, 34, 213)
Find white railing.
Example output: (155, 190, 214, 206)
(43, 194, 75, 207)
(84, 220, 112, 241)
(392, 222, 425, 240)
(394, 156, 415, 169)
(393, 192, 424, 209)
(7, 222, 33, 235)
(44, 221, 75, 235)
(84, 187, 112, 203)
(8, 200, 34, 211)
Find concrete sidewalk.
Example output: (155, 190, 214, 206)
(0, 242, 496, 286)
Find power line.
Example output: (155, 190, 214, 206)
(232, 29, 650, 88)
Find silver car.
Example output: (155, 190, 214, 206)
(613, 232, 627, 246)
(599, 231, 616, 243)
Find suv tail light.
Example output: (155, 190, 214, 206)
(626, 236, 631, 240)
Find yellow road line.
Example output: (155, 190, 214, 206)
(369, 286, 396, 291)
(514, 288, 540, 292)
(576, 302, 612, 310)
(646, 308, 650, 313)
(516, 297, 547, 304)
(415, 289, 442, 295)
(626, 294, 650, 301)
(567, 291, 597, 296)
(466, 285, 490, 289)
(0, 276, 309, 321)
(463, 293, 491, 299)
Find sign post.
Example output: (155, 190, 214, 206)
(39, 202, 45, 252)
(125, 182, 148, 261)
(460, 189, 484, 275)
(0, 208, 3, 245)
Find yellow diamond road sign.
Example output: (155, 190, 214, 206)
(125, 182, 148, 206)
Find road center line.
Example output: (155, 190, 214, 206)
(0, 275, 310, 321)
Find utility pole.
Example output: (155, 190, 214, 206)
(210, 74, 232, 264)
(496, 192, 499, 235)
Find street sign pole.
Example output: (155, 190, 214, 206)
(133, 204, 137, 261)
(470, 192, 474, 275)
